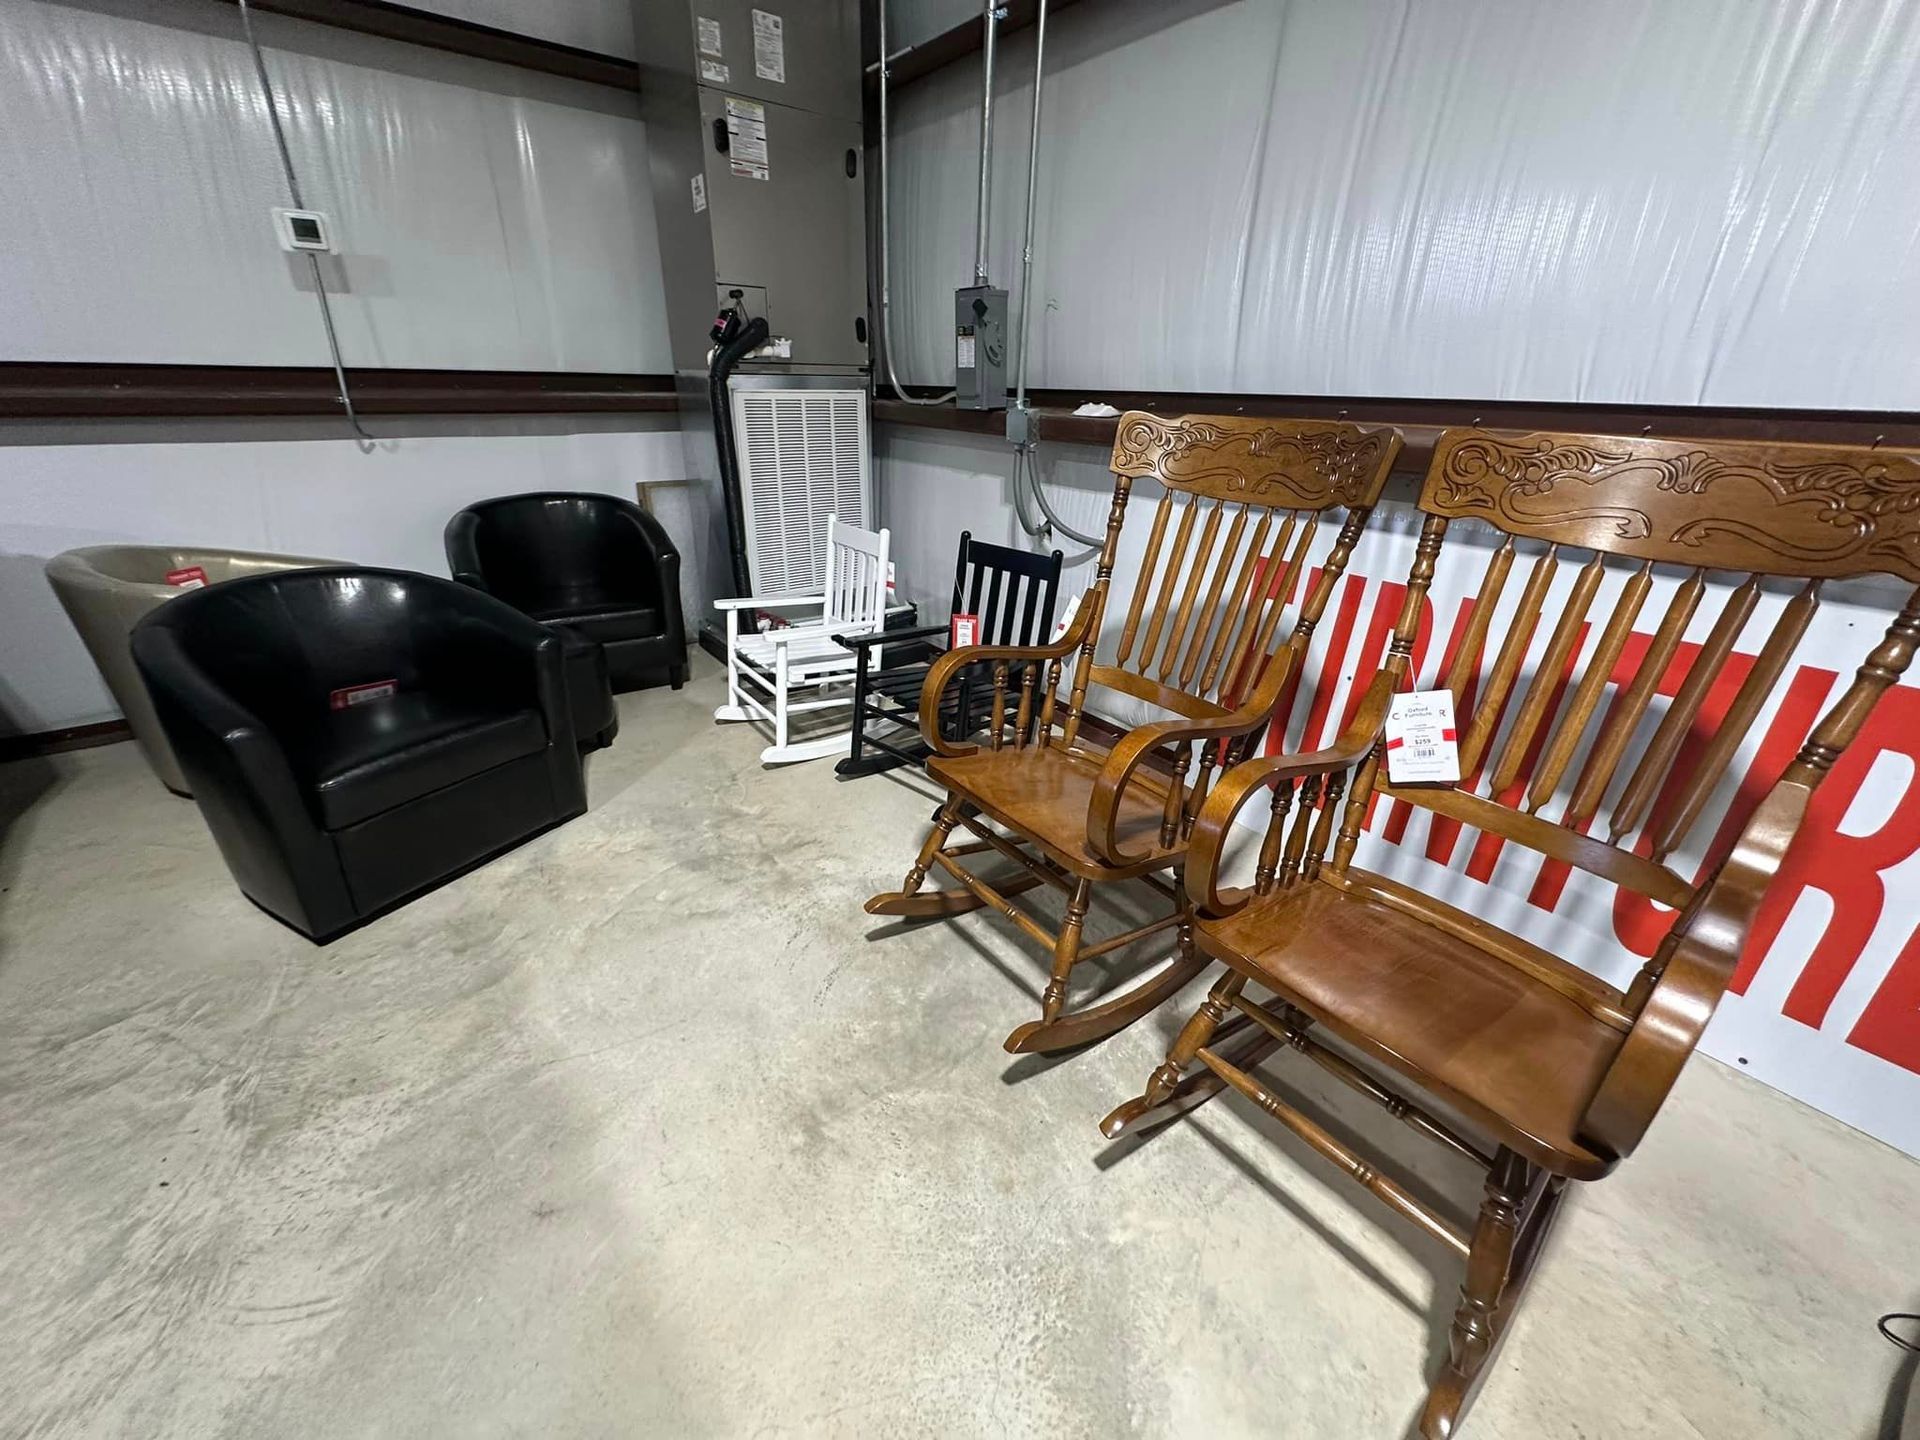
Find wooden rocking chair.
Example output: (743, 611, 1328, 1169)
(715, 516, 889, 765)
(866, 412, 1403, 1053)
(1103, 427, 1920, 1437)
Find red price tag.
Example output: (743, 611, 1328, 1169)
(165, 566, 209, 589)
(950, 612, 980, 648)
(329, 679, 398, 711)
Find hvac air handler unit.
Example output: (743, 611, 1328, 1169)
(634, 0, 872, 653)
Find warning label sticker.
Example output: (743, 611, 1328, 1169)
(699, 59, 730, 85)
(752, 10, 785, 83)
(725, 96, 769, 181)
(696, 16, 722, 56)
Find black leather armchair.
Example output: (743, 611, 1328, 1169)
(445, 493, 689, 691)
(131, 567, 588, 943)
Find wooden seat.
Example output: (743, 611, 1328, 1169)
(1203, 873, 1622, 1178)
(928, 743, 1177, 880)
(1104, 427, 1920, 1438)
(865, 412, 1403, 1054)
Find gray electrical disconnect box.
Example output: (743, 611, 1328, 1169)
(634, 1, 867, 373)
(955, 285, 1008, 410)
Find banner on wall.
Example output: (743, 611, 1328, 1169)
(1243, 512, 1920, 1160)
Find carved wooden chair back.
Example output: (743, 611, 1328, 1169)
(1025, 413, 1402, 763)
(1260, 428, 1920, 1143)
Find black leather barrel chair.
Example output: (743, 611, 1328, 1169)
(445, 493, 689, 691)
(130, 567, 589, 943)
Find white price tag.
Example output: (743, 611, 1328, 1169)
(1384, 690, 1460, 785)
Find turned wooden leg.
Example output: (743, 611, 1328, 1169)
(1145, 967, 1244, 1103)
(1421, 1147, 1530, 1440)
(1039, 878, 1094, 1023)
(902, 795, 965, 898)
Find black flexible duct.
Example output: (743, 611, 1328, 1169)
(708, 316, 770, 597)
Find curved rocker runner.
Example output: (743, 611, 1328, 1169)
(865, 410, 1403, 1053)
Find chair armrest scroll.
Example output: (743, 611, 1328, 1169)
(1580, 780, 1809, 1162)
(915, 605, 1095, 758)
(1180, 664, 1403, 916)
(1084, 644, 1310, 868)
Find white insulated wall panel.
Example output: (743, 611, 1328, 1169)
(0, 0, 670, 371)
(883, 0, 1920, 408)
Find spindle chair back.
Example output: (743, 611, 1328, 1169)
(1106, 427, 1920, 1437)
(865, 412, 1402, 1054)
(838, 532, 1064, 777)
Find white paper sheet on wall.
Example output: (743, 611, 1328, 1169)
(724, 97, 769, 181)
(752, 10, 785, 83)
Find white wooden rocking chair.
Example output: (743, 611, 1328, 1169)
(714, 516, 891, 765)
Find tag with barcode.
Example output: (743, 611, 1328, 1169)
(1385, 690, 1460, 784)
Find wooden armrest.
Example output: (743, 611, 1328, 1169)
(915, 607, 1094, 757)
(1083, 646, 1305, 868)
(1580, 779, 1809, 1161)
(713, 593, 823, 612)
(1179, 665, 1403, 915)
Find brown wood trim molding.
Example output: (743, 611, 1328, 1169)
(0, 364, 678, 419)
(874, 388, 1920, 472)
(211, 0, 641, 92)
(0, 720, 133, 764)
(877, 0, 1098, 92)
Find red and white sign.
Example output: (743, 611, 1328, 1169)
(950, 612, 980, 649)
(1235, 515, 1920, 1159)
(165, 566, 209, 589)
(329, 679, 397, 711)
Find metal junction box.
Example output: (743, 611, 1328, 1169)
(635, 0, 868, 374)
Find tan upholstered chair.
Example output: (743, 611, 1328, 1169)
(44, 545, 340, 793)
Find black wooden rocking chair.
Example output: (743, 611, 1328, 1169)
(836, 533, 1063, 778)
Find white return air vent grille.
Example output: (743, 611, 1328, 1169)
(732, 386, 871, 595)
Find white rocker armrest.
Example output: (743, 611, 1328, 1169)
(713, 593, 825, 613)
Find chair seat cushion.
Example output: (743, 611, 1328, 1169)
(1201, 872, 1629, 1178)
(530, 601, 662, 645)
(288, 693, 548, 830)
(927, 743, 1179, 879)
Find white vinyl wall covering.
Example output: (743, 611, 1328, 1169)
(0, 419, 690, 735)
(0, 0, 671, 371)
(408, 0, 637, 60)
(883, 0, 1920, 408)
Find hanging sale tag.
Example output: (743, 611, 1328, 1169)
(1384, 690, 1461, 785)
(949, 612, 979, 649)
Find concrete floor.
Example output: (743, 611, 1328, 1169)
(2, 655, 1916, 1439)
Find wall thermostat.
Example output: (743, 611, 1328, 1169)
(273, 207, 335, 253)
